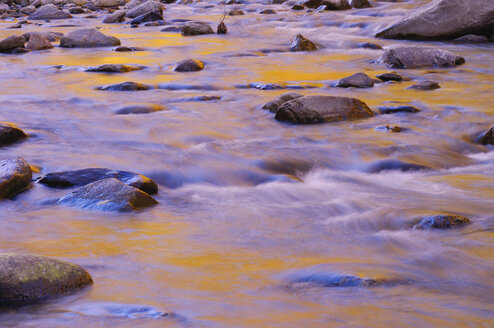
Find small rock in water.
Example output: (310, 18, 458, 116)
(366, 159, 429, 173)
(290, 33, 317, 52)
(325, 0, 351, 10)
(376, 73, 404, 82)
(335, 72, 377, 88)
(103, 10, 126, 23)
(379, 47, 465, 69)
(130, 11, 163, 25)
(114, 46, 144, 52)
(28, 4, 72, 20)
(258, 8, 277, 14)
(408, 80, 440, 90)
(228, 9, 244, 15)
(262, 92, 303, 112)
(98, 82, 154, 91)
(453, 34, 490, 43)
(375, 125, 401, 133)
(0, 123, 27, 146)
(359, 42, 382, 50)
(174, 59, 204, 72)
(26, 32, 53, 51)
(291, 4, 305, 10)
(480, 126, 494, 145)
(379, 105, 420, 114)
(21, 6, 36, 15)
(60, 28, 121, 48)
(126, 0, 162, 18)
(58, 178, 158, 212)
(181, 21, 214, 36)
(0, 158, 32, 199)
(0, 35, 26, 53)
(349, 0, 371, 8)
(85, 64, 145, 73)
(288, 272, 404, 288)
(115, 104, 165, 115)
(39, 168, 158, 194)
(217, 21, 227, 34)
(412, 214, 471, 230)
(69, 7, 85, 14)
(23, 31, 63, 42)
(0, 254, 93, 304)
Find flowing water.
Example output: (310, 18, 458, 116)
(1, 1, 494, 327)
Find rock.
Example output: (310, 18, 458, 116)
(379, 47, 465, 69)
(39, 168, 158, 194)
(349, 0, 370, 8)
(217, 21, 227, 34)
(26, 32, 53, 50)
(85, 64, 144, 73)
(376, 73, 404, 82)
(0, 158, 32, 199)
(228, 9, 244, 15)
(412, 214, 471, 229)
(20, 5, 36, 14)
(0, 35, 25, 53)
(324, 0, 351, 10)
(58, 178, 158, 212)
(181, 21, 214, 36)
(114, 104, 164, 115)
(275, 95, 374, 124)
(262, 92, 303, 113)
(102, 9, 126, 23)
(97, 81, 154, 91)
(366, 159, 428, 173)
(126, 0, 161, 18)
(0, 3, 9, 12)
(291, 4, 304, 10)
(288, 272, 402, 288)
(28, 4, 72, 19)
(375, 125, 401, 133)
(408, 80, 440, 90)
(258, 8, 276, 14)
(129, 11, 162, 24)
(69, 7, 85, 14)
(93, 0, 118, 7)
(379, 105, 420, 114)
(375, 0, 494, 40)
(23, 31, 63, 42)
(174, 58, 204, 72)
(114, 46, 144, 51)
(302, 0, 322, 8)
(335, 72, 376, 88)
(0, 123, 27, 146)
(290, 33, 317, 52)
(481, 127, 494, 145)
(60, 28, 120, 48)
(359, 42, 382, 49)
(453, 34, 490, 43)
(0, 254, 93, 304)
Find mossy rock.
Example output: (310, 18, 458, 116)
(0, 158, 32, 199)
(412, 214, 471, 230)
(0, 254, 93, 304)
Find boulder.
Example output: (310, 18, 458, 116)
(26, 32, 53, 51)
(359, 42, 382, 50)
(181, 21, 214, 36)
(125, 0, 161, 18)
(58, 178, 158, 212)
(376, 73, 404, 82)
(375, 0, 494, 40)
(102, 9, 126, 23)
(349, 0, 370, 8)
(290, 33, 317, 52)
(174, 58, 204, 72)
(0, 123, 27, 145)
(129, 11, 162, 25)
(0, 254, 93, 304)
(481, 126, 494, 145)
(97, 81, 154, 91)
(28, 4, 72, 20)
(85, 64, 144, 73)
(0, 158, 32, 199)
(324, 0, 351, 10)
(39, 168, 158, 194)
(93, 0, 118, 7)
(0, 35, 25, 53)
(379, 47, 465, 68)
(412, 214, 471, 229)
(303, 0, 322, 8)
(23, 31, 63, 42)
(379, 105, 419, 114)
(274, 95, 374, 124)
(335, 72, 376, 88)
(262, 92, 303, 113)
(408, 80, 440, 90)
(258, 8, 276, 14)
(69, 7, 85, 14)
(60, 28, 120, 48)
(20, 5, 36, 14)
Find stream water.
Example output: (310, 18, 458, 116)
(1, 1, 493, 327)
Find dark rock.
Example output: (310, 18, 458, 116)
(129, 11, 162, 25)
(69, 7, 85, 14)
(114, 46, 144, 51)
(359, 42, 382, 49)
(58, 178, 158, 212)
(26, 32, 53, 51)
(0, 254, 93, 304)
(408, 80, 440, 90)
(379, 105, 420, 114)
(23, 31, 63, 42)
(85, 64, 145, 73)
(161, 26, 181, 32)
(453, 34, 490, 43)
(288, 272, 404, 288)
(260, 157, 314, 176)
(0, 158, 32, 199)
(126, 0, 162, 18)
(39, 168, 158, 194)
(375, 125, 402, 133)
(375, 0, 494, 40)
(187, 95, 221, 102)
(97, 82, 154, 91)
(412, 214, 471, 229)
(262, 92, 303, 112)
(157, 83, 219, 91)
(335, 72, 376, 88)
(181, 21, 214, 36)
(376, 73, 404, 82)
(275, 95, 374, 124)
(324, 0, 351, 10)
(11, 47, 29, 54)
(349, 0, 370, 8)
(258, 8, 276, 14)
(291, 4, 305, 10)
(303, 0, 322, 8)
(174, 59, 204, 72)
(103, 10, 126, 23)
(28, 4, 72, 20)
(0, 35, 25, 53)
(366, 159, 428, 173)
(290, 33, 317, 52)
(60, 28, 121, 48)
(481, 126, 494, 145)
(0, 123, 27, 146)
(228, 9, 244, 15)
(217, 21, 227, 34)
(379, 47, 465, 69)
(114, 104, 165, 115)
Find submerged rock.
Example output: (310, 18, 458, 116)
(0, 35, 25, 53)
(480, 126, 494, 145)
(275, 96, 374, 124)
(0, 123, 27, 146)
(85, 64, 144, 73)
(288, 272, 405, 288)
(60, 28, 121, 48)
(181, 21, 214, 36)
(375, 0, 494, 40)
(0, 158, 32, 199)
(412, 214, 471, 229)
(408, 80, 440, 91)
(58, 178, 158, 212)
(262, 92, 303, 113)
(379, 47, 465, 69)
(335, 72, 377, 88)
(174, 59, 204, 72)
(97, 82, 154, 91)
(114, 104, 165, 115)
(379, 105, 420, 114)
(28, 4, 72, 20)
(290, 34, 317, 52)
(366, 159, 428, 173)
(0, 254, 93, 304)
(39, 168, 158, 194)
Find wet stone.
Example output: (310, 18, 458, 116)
(181, 21, 214, 36)
(412, 215, 471, 230)
(262, 92, 304, 113)
(359, 42, 382, 50)
(290, 33, 317, 52)
(349, 0, 371, 9)
(453, 34, 490, 43)
(0, 158, 32, 199)
(174, 59, 204, 72)
(114, 104, 165, 115)
(481, 126, 494, 145)
(28, 4, 72, 20)
(335, 72, 376, 88)
(217, 21, 227, 34)
(60, 28, 121, 48)
(129, 11, 163, 25)
(0, 123, 27, 146)
(376, 73, 404, 82)
(97, 82, 154, 91)
(85, 64, 145, 73)
(0, 35, 25, 53)
(26, 32, 53, 51)
(288, 272, 406, 288)
(375, 125, 401, 133)
(228, 9, 244, 15)
(408, 80, 440, 90)
(114, 46, 144, 51)
(258, 8, 277, 14)
(103, 10, 126, 23)
(379, 47, 465, 69)
(379, 105, 420, 114)
(291, 4, 304, 10)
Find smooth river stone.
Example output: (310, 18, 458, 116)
(60, 28, 121, 48)
(379, 47, 465, 69)
(0, 123, 27, 146)
(0, 158, 32, 199)
(28, 4, 72, 20)
(412, 215, 471, 229)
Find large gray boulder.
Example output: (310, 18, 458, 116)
(0, 123, 27, 145)
(126, 0, 161, 18)
(274, 95, 374, 124)
(0, 158, 32, 199)
(26, 32, 53, 51)
(60, 28, 121, 48)
(375, 0, 494, 40)
(28, 4, 72, 20)
(379, 47, 465, 69)
(58, 178, 158, 212)
(0, 254, 93, 304)
(262, 92, 303, 113)
(0, 35, 25, 53)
